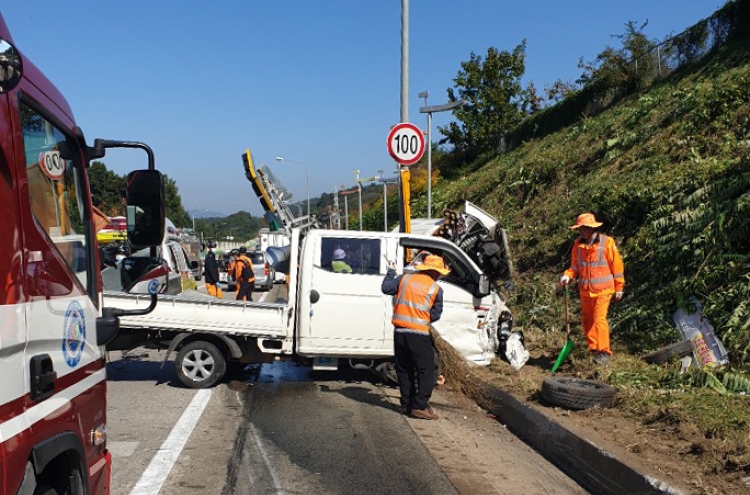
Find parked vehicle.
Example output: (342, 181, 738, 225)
(102, 218, 198, 295)
(105, 219, 514, 389)
(0, 14, 165, 495)
(250, 249, 276, 291)
(218, 248, 239, 291)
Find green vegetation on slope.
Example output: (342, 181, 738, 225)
(436, 38, 750, 370)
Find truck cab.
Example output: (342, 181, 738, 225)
(0, 17, 165, 495)
(294, 228, 510, 368)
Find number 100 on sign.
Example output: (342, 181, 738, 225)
(387, 123, 425, 166)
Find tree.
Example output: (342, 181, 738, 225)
(439, 42, 532, 159)
(163, 174, 191, 227)
(88, 161, 126, 216)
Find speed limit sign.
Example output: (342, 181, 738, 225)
(387, 123, 425, 166)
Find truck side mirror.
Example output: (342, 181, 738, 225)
(126, 169, 165, 248)
(0, 39, 22, 94)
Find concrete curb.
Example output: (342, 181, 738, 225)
(478, 382, 686, 495)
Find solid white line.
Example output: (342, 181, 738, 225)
(129, 388, 213, 495)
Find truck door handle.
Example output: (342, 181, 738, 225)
(30, 354, 56, 401)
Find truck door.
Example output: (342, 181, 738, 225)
(296, 235, 391, 356)
(15, 97, 103, 481)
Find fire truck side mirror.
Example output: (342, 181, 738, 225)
(126, 169, 165, 248)
(0, 38, 22, 94)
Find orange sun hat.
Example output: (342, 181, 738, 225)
(415, 255, 451, 275)
(570, 213, 603, 229)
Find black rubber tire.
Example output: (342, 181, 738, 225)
(642, 340, 693, 364)
(175, 341, 227, 388)
(541, 377, 616, 410)
(34, 485, 58, 495)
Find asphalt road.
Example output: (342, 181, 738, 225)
(106, 281, 587, 494)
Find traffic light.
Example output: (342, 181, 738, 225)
(242, 149, 274, 213)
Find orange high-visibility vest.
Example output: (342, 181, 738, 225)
(565, 234, 624, 295)
(234, 254, 256, 283)
(392, 273, 440, 333)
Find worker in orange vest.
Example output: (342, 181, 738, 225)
(233, 246, 256, 302)
(381, 253, 450, 420)
(560, 213, 625, 364)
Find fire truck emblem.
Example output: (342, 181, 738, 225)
(63, 300, 86, 367)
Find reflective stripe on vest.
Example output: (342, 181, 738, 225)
(392, 273, 439, 333)
(576, 234, 615, 292)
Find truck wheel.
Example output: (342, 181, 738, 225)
(642, 340, 693, 364)
(540, 377, 616, 410)
(176, 341, 226, 388)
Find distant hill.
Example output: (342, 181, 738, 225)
(190, 209, 226, 219)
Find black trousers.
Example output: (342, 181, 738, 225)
(393, 330, 435, 411)
(236, 281, 254, 301)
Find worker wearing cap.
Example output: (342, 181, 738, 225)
(234, 246, 255, 302)
(203, 240, 223, 298)
(560, 213, 625, 364)
(382, 254, 450, 420)
(331, 248, 353, 273)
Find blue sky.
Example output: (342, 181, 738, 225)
(3, 1, 726, 216)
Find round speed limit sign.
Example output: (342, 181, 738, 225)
(387, 123, 425, 166)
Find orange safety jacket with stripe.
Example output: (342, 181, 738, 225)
(233, 254, 256, 283)
(391, 273, 441, 333)
(564, 233, 624, 298)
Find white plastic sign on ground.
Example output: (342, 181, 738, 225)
(387, 123, 425, 166)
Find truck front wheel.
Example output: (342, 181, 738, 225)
(175, 341, 227, 388)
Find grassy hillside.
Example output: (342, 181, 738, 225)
(426, 38, 750, 371)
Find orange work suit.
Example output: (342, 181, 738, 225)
(563, 234, 625, 355)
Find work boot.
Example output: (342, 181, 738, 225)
(410, 406, 439, 420)
(593, 352, 611, 364)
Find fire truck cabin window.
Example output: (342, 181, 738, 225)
(21, 103, 89, 287)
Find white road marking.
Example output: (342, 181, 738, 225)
(129, 389, 213, 495)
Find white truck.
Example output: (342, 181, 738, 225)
(105, 218, 514, 388)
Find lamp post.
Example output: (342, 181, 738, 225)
(355, 170, 378, 231)
(275, 157, 310, 219)
(192, 208, 209, 231)
(340, 185, 357, 230)
(419, 93, 465, 218)
(377, 171, 398, 232)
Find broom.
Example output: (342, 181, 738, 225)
(429, 326, 493, 411)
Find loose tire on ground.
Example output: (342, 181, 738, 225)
(175, 341, 227, 388)
(541, 376, 616, 410)
(642, 340, 693, 364)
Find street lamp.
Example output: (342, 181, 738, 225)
(419, 92, 465, 218)
(377, 170, 398, 232)
(275, 157, 310, 219)
(192, 208, 209, 231)
(340, 185, 357, 230)
(355, 170, 378, 231)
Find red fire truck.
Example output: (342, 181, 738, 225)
(0, 12, 165, 495)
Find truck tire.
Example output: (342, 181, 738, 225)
(541, 377, 616, 410)
(176, 341, 226, 388)
(642, 340, 693, 364)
